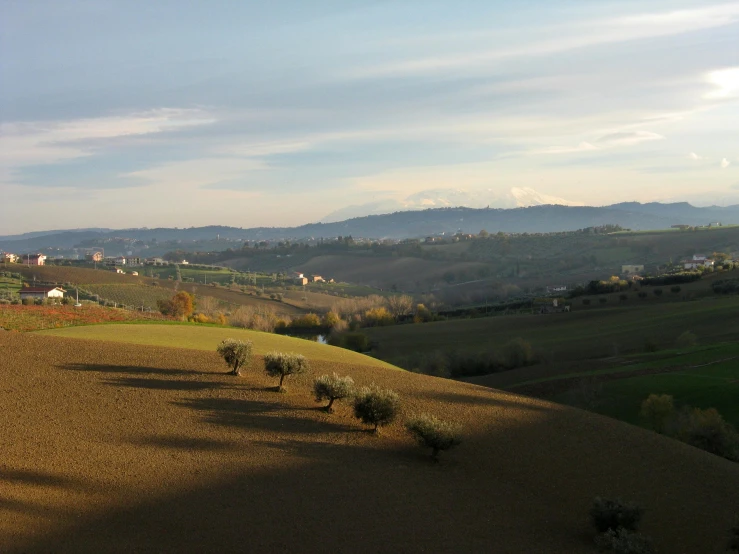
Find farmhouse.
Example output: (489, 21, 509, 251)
(85, 251, 104, 262)
(621, 264, 644, 274)
(683, 254, 714, 270)
(1, 252, 18, 263)
(25, 253, 46, 266)
(19, 286, 66, 300)
(312, 275, 325, 283)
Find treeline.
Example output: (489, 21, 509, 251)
(641, 272, 701, 286)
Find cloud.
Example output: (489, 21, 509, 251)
(540, 131, 663, 155)
(539, 142, 598, 154)
(0, 109, 214, 179)
(595, 131, 664, 147)
(688, 152, 703, 160)
(350, 4, 739, 78)
(705, 67, 739, 99)
(722, 158, 731, 169)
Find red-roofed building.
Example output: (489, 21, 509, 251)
(18, 286, 66, 300)
(24, 254, 46, 266)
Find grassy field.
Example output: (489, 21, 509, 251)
(365, 295, 739, 363)
(2, 331, 738, 552)
(536, 343, 739, 427)
(37, 324, 398, 369)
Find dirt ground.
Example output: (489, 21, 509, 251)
(1, 331, 737, 553)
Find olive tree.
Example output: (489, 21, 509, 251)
(406, 413, 462, 460)
(217, 339, 253, 376)
(313, 373, 354, 412)
(264, 351, 308, 391)
(353, 384, 399, 433)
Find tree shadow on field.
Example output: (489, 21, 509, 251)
(102, 376, 224, 392)
(0, 468, 91, 491)
(174, 397, 359, 435)
(59, 363, 216, 377)
(134, 435, 239, 452)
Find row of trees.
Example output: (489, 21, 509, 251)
(215, 340, 462, 460)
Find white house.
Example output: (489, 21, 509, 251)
(1, 252, 18, 263)
(684, 255, 714, 270)
(19, 286, 66, 300)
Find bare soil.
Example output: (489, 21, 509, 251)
(1, 332, 737, 553)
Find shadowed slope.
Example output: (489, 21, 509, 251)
(1, 332, 737, 553)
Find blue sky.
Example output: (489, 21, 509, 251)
(1, 0, 738, 233)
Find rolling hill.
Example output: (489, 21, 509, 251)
(1, 327, 737, 552)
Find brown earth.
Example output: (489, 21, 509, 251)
(1, 332, 737, 553)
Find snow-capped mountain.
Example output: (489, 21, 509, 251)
(321, 187, 581, 222)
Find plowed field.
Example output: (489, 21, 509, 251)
(1, 331, 737, 553)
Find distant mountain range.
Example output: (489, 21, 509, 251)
(1, 202, 738, 252)
(321, 187, 582, 222)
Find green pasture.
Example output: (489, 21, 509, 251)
(365, 296, 739, 363)
(36, 324, 399, 369)
(551, 346, 739, 427)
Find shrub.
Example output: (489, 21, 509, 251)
(594, 528, 654, 554)
(590, 497, 644, 533)
(670, 285, 681, 294)
(264, 352, 308, 391)
(502, 337, 534, 369)
(363, 307, 395, 327)
(313, 373, 355, 412)
(672, 407, 739, 461)
(582, 298, 591, 305)
(643, 339, 658, 353)
(217, 339, 253, 376)
(406, 413, 462, 460)
(653, 288, 662, 297)
(675, 330, 697, 349)
(637, 292, 647, 299)
(328, 331, 369, 352)
(290, 313, 322, 328)
(639, 394, 674, 434)
(353, 384, 400, 433)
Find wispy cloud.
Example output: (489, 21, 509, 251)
(350, 4, 739, 78)
(722, 158, 732, 168)
(0, 109, 214, 178)
(705, 67, 739, 99)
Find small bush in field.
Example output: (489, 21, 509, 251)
(353, 384, 400, 433)
(406, 413, 462, 460)
(670, 285, 681, 294)
(639, 394, 674, 434)
(675, 330, 698, 348)
(643, 339, 658, 353)
(590, 497, 643, 533)
(313, 373, 355, 412)
(594, 528, 654, 554)
(264, 351, 308, 391)
(217, 339, 253, 376)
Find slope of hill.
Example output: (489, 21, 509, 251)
(1, 330, 737, 552)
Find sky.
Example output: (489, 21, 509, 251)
(1, 0, 738, 234)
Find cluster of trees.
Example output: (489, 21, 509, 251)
(394, 337, 536, 377)
(157, 291, 195, 319)
(215, 340, 462, 460)
(640, 272, 701, 286)
(640, 394, 739, 462)
(711, 278, 739, 295)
